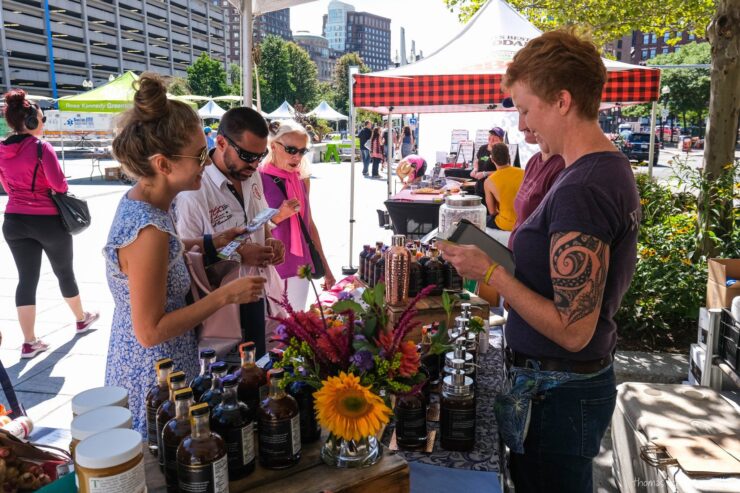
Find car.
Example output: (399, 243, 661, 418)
(619, 132, 659, 165)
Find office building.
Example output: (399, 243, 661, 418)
(222, 4, 292, 63)
(0, 0, 227, 97)
(322, 1, 391, 72)
(605, 30, 703, 64)
(293, 32, 340, 82)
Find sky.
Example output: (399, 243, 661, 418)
(289, 0, 463, 61)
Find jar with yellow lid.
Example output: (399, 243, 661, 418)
(75, 428, 146, 493)
(72, 386, 128, 417)
(69, 406, 133, 458)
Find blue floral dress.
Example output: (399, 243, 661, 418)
(103, 193, 199, 435)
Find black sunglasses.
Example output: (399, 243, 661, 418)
(276, 141, 310, 156)
(221, 132, 268, 164)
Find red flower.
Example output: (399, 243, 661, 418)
(398, 340, 420, 377)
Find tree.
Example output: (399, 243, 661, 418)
(286, 42, 320, 108)
(168, 77, 191, 96)
(258, 36, 294, 112)
(228, 63, 242, 96)
(186, 53, 229, 97)
(332, 53, 370, 115)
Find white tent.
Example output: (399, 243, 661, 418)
(265, 100, 296, 120)
(306, 100, 348, 121)
(198, 100, 227, 119)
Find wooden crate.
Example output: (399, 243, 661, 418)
(104, 166, 122, 181)
(145, 433, 409, 493)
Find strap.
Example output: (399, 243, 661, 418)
(31, 140, 42, 193)
(0, 359, 25, 417)
(271, 176, 316, 247)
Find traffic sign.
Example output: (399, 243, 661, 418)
(661, 109, 669, 119)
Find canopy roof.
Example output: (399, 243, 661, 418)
(198, 100, 227, 119)
(265, 100, 296, 120)
(58, 72, 139, 113)
(353, 0, 661, 114)
(306, 100, 348, 121)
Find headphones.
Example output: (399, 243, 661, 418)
(25, 103, 40, 131)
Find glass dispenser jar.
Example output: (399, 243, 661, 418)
(437, 193, 486, 237)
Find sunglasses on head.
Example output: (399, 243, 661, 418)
(171, 146, 209, 168)
(221, 132, 268, 164)
(276, 141, 309, 156)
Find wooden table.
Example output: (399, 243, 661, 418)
(144, 432, 409, 493)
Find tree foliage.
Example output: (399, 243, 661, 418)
(186, 53, 229, 97)
(227, 63, 242, 95)
(332, 53, 370, 115)
(256, 36, 321, 113)
(168, 77, 191, 96)
(649, 42, 711, 123)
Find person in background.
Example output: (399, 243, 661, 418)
(305, 124, 320, 144)
(396, 154, 427, 188)
(471, 126, 505, 198)
(381, 127, 397, 172)
(104, 73, 265, 434)
(369, 126, 383, 178)
(260, 120, 336, 310)
(439, 31, 640, 493)
(399, 125, 415, 158)
(357, 120, 372, 176)
(483, 142, 524, 230)
(0, 89, 99, 359)
(204, 126, 215, 150)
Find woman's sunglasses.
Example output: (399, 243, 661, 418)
(222, 132, 269, 164)
(276, 141, 310, 156)
(171, 146, 209, 168)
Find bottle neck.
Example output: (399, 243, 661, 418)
(157, 368, 173, 386)
(169, 382, 184, 401)
(211, 373, 226, 391)
(200, 357, 215, 376)
(241, 349, 256, 369)
(191, 414, 211, 439)
(222, 385, 238, 407)
(269, 378, 285, 399)
(175, 399, 193, 419)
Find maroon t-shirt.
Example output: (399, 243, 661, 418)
(507, 151, 641, 361)
(509, 152, 565, 248)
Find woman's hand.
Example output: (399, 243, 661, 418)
(437, 242, 493, 281)
(221, 276, 267, 305)
(274, 199, 301, 223)
(213, 226, 247, 250)
(265, 238, 285, 265)
(322, 268, 336, 291)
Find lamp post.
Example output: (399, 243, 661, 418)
(661, 86, 671, 145)
(82, 79, 93, 91)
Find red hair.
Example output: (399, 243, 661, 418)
(3, 89, 33, 132)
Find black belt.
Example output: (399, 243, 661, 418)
(506, 348, 613, 374)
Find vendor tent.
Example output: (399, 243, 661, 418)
(306, 101, 348, 121)
(58, 72, 139, 113)
(198, 99, 227, 119)
(265, 100, 296, 120)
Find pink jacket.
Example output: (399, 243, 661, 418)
(0, 134, 68, 215)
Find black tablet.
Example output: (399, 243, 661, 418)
(437, 219, 516, 274)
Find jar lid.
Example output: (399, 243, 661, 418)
(444, 194, 482, 207)
(75, 428, 142, 469)
(72, 386, 128, 415)
(71, 406, 132, 441)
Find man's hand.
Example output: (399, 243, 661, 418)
(265, 238, 285, 265)
(213, 226, 247, 250)
(274, 198, 301, 224)
(237, 242, 274, 267)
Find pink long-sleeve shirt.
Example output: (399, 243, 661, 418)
(0, 134, 68, 215)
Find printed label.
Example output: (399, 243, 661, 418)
(178, 454, 229, 493)
(440, 406, 475, 440)
(146, 405, 158, 447)
(163, 442, 179, 486)
(290, 414, 301, 455)
(395, 406, 427, 440)
(224, 423, 255, 469)
(87, 456, 145, 493)
(258, 416, 300, 460)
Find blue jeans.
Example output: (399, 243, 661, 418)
(509, 366, 616, 493)
(360, 148, 371, 174)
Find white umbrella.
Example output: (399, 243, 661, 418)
(265, 100, 296, 120)
(306, 100, 348, 121)
(26, 95, 55, 101)
(198, 100, 227, 119)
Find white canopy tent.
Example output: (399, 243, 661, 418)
(306, 101, 348, 121)
(265, 100, 296, 120)
(198, 99, 227, 119)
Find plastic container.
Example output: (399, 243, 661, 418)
(74, 428, 145, 493)
(438, 193, 486, 236)
(70, 406, 133, 458)
(71, 386, 128, 417)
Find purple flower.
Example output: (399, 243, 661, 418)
(275, 324, 288, 340)
(354, 334, 368, 342)
(350, 350, 374, 371)
(337, 291, 353, 301)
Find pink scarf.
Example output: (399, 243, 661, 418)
(262, 162, 306, 257)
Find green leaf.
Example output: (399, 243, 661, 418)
(331, 300, 364, 315)
(442, 290, 453, 316)
(374, 283, 385, 307)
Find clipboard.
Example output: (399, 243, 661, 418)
(437, 219, 515, 274)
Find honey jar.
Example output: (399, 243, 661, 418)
(70, 406, 132, 458)
(74, 428, 146, 493)
(71, 386, 128, 417)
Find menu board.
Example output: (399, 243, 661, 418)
(450, 129, 469, 152)
(457, 139, 476, 164)
(475, 129, 489, 149)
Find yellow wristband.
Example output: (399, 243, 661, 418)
(484, 261, 499, 285)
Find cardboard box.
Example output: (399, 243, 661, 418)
(706, 258, 740, 308)
(104, 166, 121, 181)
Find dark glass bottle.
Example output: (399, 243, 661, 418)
(235, 342, 267, 422)
(162, 387, 194, 493)
(258, 369, 301, 469)
(443, 255, 464, 291)
(424, 247, 445, 295)
(199, 361, 228, 410)
(374, 246, 387, 287)
(394, 390, 428, 450)
(176, 403, 228, 493)
(440, 360, 475, 452)
(407, 248, 423, 297)
(189, 349, 217, 402)
(418, 243, 431, 268)
(156, 371, 187, 471)
(367, 243, 384, 287)
(358, 244, 371, 282)
(362, 247, 376, 283)
(212, 374, 256, 480)
(288, 373, 321, 444)
(145, 357, 174, 456)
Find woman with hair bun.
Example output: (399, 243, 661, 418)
(0, 89, 98, 360)
(104, 73, 266, 434)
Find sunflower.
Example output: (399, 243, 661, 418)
(314, 372, 391, 441)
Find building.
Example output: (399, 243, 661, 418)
(605, 30, 703, 65)
(222, 4, 292, 64)
(0, 0, 227, 98)
(322, 1, 391, 72)
(293, 32, 340, 82)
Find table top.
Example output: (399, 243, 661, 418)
(387, 188, 446, 204)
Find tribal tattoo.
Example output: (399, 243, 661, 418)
(550, 232, 609, 325)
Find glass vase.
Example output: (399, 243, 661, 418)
(320, 433, 382, 468)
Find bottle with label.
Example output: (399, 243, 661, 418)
(362, 247, 376, 283)
(190, 349, 217, 402)
(374, 246, 388, 287)
(424, 247, 445, 296)
(258, 369, 301, 469)
(440, 359, 475, 452)
(145, 357, 174, 456)
(358, 244, 371, 282)
(385, 234, 411, 307)
(156, 370, 187, 471)
(200, 361, 228, 410)
(394, 390, 428, 450)
(212, 374, 256, 480)
(443, 255, 464, 291)
(235, 342, 267, 422)
(407, 248, 423, 297)
(367, 243, 384, 287)
(176, 403, 228, 493)
(288, 372, 321, 444)
(162, 387, 195, 493)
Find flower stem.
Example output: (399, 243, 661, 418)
(309, 278, 328, 331)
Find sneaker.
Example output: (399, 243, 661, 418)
(76, 311, 100, 334)
(21, 339, 50, 359)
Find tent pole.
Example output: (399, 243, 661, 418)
(240, 0, 253, 109)
(648, 101, 657, 178)
(342, 66, 359, 275)
(387, 107, 393, 198)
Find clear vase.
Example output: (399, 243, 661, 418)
(320, 433, 383, 468)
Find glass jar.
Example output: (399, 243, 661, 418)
(72, 386, 129, 417)
(437, 194, 486, 237)
(70, 406, 132, 459)
(74, 428, 145, 493)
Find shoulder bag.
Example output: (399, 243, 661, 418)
(33, 142, 91, 235)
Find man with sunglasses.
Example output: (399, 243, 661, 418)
(176, 107, 298, 358)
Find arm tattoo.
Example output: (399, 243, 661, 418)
(550, 232, 609, 325)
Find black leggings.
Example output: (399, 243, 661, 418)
(2, 214, 79, 306)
